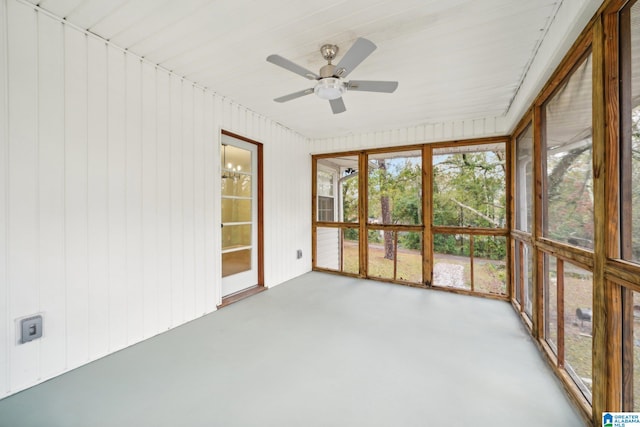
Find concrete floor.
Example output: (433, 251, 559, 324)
(0, 272, 586, 427)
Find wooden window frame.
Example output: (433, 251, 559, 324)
(311, 137, 510, 297)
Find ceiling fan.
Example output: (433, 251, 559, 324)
(266, 38, 398, 114)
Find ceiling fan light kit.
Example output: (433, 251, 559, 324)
(267, 37, 398, 114)
(314, 78, 345, 100)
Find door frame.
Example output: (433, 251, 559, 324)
(220, 129, 264, 295)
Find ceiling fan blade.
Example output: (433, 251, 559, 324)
(333, 38, 376, 78)
(329, 97, 346, 114)
(267, 55, 319, 80)
(274, 88, 314, 103)
(347, 80, 398, 93)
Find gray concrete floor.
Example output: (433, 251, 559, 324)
(0, 272, 586, 427)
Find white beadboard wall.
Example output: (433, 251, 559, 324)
(310, 117, 508, 154)
(0, 0, 311, 398)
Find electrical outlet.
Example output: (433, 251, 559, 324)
(20, 315, 43, 343)
(296, 249, 302, 259)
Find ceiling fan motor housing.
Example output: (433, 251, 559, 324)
(320, 64, 337, 78)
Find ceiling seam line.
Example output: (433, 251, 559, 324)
(504, 0, 564, 117)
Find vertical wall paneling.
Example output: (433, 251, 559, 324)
(155, 69, 172, 331)
(7, 0, 39, 390)
(1, 2, 312, 396)
(452, 121, 461, 138)
(64, 25, 89, 369)
(39, 15, 67, 375)
(267, 127, 278, 283)
(213, 94, 223, 304)
(246, 111, 254, 139)
(260, 122, 268, 283)
(87, 35, 109, 361)
(230, 102, 239, 132)
(407, 127, 416, 143)
(125, 54, 143, 345)
(203, 92, 216, 313)
(485, 118, 496, 134)
(170, 76, 184, 327)
(464, 119, 474, 137)
(474, 119, 484, 135)
(451, 121, 461, 138)
(181, 83, 195, 321)
(272, 126, 282, 283)
(193, 88, 206, 316)
(141, 61, 158, 338)
(309, 116, 510, 153)
(0, 0, 9, 395)
(107, 45, 127, 352)
(434, 123, 443, 140)
(424, 124, 434, 140)
(223, 97, 232, 130)
(495, 116, 507, 134)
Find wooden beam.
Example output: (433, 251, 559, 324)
(622, 286, 633, 410)
(393, 231, 398, 281)
(592, 14, 614, 424)
(558, 258, 565, 368)
(312, 157, 318, 269)
(359, 152, 368, 277)
(519, 241, 525, 310)
(535, 239, 595, 271)
(506, 132, 513, 299)
(423, 145, 433, 286)
(533, 104, 543, 339)
(511, 229, 534, 244)
(470, 235, 475, 292)
(604, 4, 623, 413)
(432, 226, 508, 236)
(606, 260, 640, 290)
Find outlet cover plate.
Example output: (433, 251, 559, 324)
(20, 315, 43, 343)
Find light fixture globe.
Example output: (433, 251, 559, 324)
(314, 77, 346, 100)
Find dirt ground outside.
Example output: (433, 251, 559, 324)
(342, 241, 506, 295)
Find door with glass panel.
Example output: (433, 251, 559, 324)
(221, 135, 258, 296)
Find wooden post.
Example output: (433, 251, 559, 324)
(604, 2, 624, 413)
(593, 14, 619, 424)
(558, 259, 565, 367)
(359, 152, 368, 277)
(533, 105, 543, 340)
(423, 145, 433, 286)
(470, 235, 475, 292)
(311, 157, 318, 269)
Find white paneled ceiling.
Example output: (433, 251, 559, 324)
(26, 0, 583, 138)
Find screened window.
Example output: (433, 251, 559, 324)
(542, 54, 594, 250)
(366, 150, 422, 285)
(515, 124, 534, 233)
(433, 144, 506, 228)
(624, 289, 640, 410)
(542, 254, 592, 401)
(367, 150, 422, 226)
(621, 0, 640, 263)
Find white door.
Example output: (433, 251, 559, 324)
(221, 135, 258, 296)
